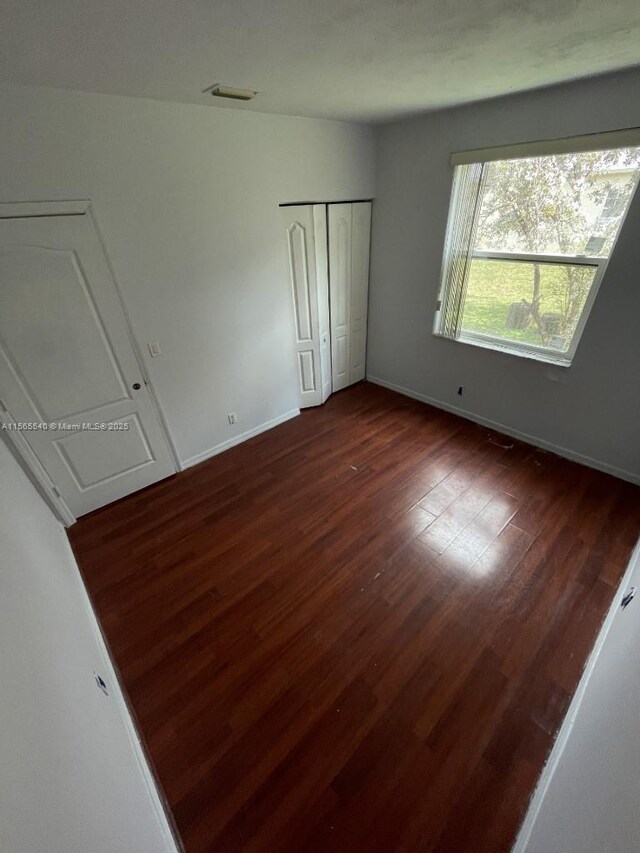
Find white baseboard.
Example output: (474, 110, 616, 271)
(512, 538, 640, 852)
(180, 408, 300, 470)
(367, 375, 639, 486)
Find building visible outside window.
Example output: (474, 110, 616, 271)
(434, 138, 640, 365)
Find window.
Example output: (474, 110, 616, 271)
(434, 135, 640, 365)
(600, 184, 628, 219)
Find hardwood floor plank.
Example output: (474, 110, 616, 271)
(69, 382, 640, 852)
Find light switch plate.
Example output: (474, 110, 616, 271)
(148, 341, 161, 358)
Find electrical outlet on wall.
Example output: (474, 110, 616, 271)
(228, 412, 238, 425)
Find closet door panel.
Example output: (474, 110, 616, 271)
(350, 202, 371, 384)
(312, 205, 332, 403)
(282, 205, 326, 408)
(328, 204, 352, 393)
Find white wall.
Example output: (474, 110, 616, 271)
(0, 437, 179, 853)
(515, 540, 640, 853)
(0, 83, 375, 466)
(368, 67, 640, 481)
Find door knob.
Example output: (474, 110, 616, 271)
(132, 382, 141, 390)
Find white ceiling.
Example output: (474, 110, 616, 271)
(1, 0, 639, 123)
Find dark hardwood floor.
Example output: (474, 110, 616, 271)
(70, 382, 640, 852)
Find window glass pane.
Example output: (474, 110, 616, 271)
(460, 258, 598, 353)
(475, 148, 640, 259)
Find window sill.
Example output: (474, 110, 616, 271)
(436, 330, 573, 367)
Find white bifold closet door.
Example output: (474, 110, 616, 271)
(281, 204, 331, 407)
(282, 201, 371, 409)
(328, 202, 371, 393)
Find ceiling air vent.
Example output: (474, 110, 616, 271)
(204, 84, 257, 102)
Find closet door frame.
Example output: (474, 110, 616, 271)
(282, 199, 372, 407)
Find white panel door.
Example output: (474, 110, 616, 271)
(328, 204, 352, 393)
(0, 213, 176, 517)
(281, 205, 330, 408)
(350, 202, 371, 384)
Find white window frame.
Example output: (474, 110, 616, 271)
(452, 250, 606, 367)
(433, 132, 640, 367)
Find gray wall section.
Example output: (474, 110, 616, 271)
(0, 438, 178, 853)
(367, 67, 640, 480)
